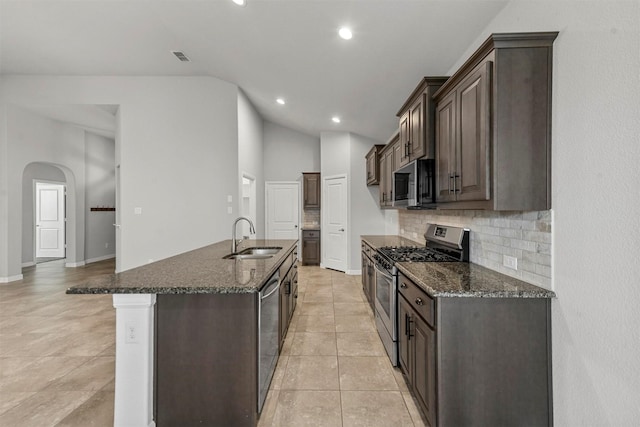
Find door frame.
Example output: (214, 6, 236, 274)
(33, 179, 66, 261)
(265, 181, 301, 257)
(321, 173, 349, 272)
(241, 172, 257, 240)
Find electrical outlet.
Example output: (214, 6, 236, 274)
(503, 255, 518, 270)
(105, 242, 109, 248)
(412, 232, 418, 239)
(227, 206, 233, 214)
(125, 322, 138, 343)
(134, 207, 142, 215)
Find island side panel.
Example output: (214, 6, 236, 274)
(155, 293, 258, 427)
(436, 297, 552, 426)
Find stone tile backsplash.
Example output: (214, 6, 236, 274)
(303, 209, 320, 228)
(398, 210, 552, 289)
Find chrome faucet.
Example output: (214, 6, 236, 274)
(231, 216, 256, 254)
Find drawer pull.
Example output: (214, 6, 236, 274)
(415, 297, 424, 306)
(400, 283, 408, 289)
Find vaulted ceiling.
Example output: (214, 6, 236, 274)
(1, 0, 508, 142)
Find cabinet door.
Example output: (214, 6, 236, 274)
(378, 154, 387, 206)
(303, 173, 321, 209)
(409, 95, 426, 160)
(435, 90, 457, 202)
(399, 111, 411, 167)
(413, 314, 436, 427)
(398, 296, 413, 378)
(279, 273, 290, 348)
(456, 61, 491, 202)
(393, 138, 403, 172)
(303, 238, 320, 265)
(385, 150, 395, 205)
(366, 152, 376, 185)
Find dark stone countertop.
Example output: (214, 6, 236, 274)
(361, 234, 554, 298)
(361, 235, 422, 248)
(66, 239, 298, 295)
(397, 262, 555, 298)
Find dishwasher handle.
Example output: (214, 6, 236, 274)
(260, 273, 280, 301)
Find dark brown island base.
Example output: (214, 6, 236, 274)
(68, 239, 299, 427)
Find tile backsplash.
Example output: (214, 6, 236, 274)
(303, 209, 320, 228)
(398, 210, 552, 289)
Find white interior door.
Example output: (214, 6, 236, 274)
(322, 175, 347, 272)
(35, 182, 66, 258)
(265, 182, 300, 240)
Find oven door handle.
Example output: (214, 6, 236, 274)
(374, 263, 393, 281)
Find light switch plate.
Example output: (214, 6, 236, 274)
(227, 195, 233, 203)
(227, 206, 233, 214)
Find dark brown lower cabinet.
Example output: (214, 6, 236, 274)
(398, 293, 436, 427)
(398, 272, 553, 426)
(302, 230, 320, 265)
(361, 243, 375, 312)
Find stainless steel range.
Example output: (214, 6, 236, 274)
(372, 224, 469, 366)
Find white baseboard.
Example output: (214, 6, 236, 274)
(346, 269, 361, 275)
(85, 254, 115, 264)
(22, 261, 36, 268)
(66, 261, 86, 268)
(0, 274, 24, 283)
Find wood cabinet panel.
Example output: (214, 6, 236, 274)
(409, 95, 425, 160)
(413, 314, 436, 426)
(433, 32, 557, 210)
(303, 173, 320, 209)
(365, 145, 386, 186)
(302, 230, 320, 265)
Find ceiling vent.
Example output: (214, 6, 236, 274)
(171, 51, 191, 62)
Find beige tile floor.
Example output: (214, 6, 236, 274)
(0, 259, 116, 427)
(258, 265, 427, 427)
(0, 260, 426, 426)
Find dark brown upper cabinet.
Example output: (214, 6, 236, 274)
(434, 32, 558, 211)
(365, 144, 386, 186)
(302, 172, 320, 209)
(378, 133, 398, 208)
(397, 77, 449, 168)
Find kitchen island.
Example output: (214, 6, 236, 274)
(68, 239, 298, 427)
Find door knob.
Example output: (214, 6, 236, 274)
(339, 228, 345, 232)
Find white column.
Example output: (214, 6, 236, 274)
(112, 294, 156, 427)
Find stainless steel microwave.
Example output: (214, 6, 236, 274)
(392, 159, 436, 209)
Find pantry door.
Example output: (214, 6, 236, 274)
(322, 175, 347, 272)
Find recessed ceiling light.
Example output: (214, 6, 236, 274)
(338, 27, 353, 40)
(276, 98, 285, 105)
(232, 0, 246, 6)
(332, 116, 341, 124)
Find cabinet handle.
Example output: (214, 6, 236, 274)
(453, 174, 460, 193)
(405, 143, 409, 157)
(407, 141, 412, 155)
(449, 174, 454, 194)
(415, 297, 424, 306)
(406, 314, 414, 339)
(400, 282, 407, 289)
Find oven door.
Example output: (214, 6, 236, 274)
(374, 263, 398, 366)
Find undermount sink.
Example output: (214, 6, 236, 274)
(222, 246, 282, 260)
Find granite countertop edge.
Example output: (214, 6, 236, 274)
(66, 239, 298, 295)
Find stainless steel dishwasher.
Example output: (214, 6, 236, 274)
(257, 271, 280, 412)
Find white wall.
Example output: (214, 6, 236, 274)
(455, 2, 640, 424)
(84, 131, 116, 262)
(21, 162, 66, 265)
(264, 121, 320, 181)
(321, 131, 387, 273)
(237, 90, 264, 238)
(0, 76, 239, 278)
(7, 106, 87, 273)
(348, 133, 387, 272)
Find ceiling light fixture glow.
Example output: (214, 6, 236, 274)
(232, 0, 246, 6)
(332, 116, 341, 124)
(276, 98, 285, 105)
(338, 27, 353, 40)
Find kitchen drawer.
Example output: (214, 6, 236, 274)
(361, 242, 374, 257)
(302, 230, 319, 239)
(398, 273, 435, 327)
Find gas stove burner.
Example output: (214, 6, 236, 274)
(377, 246, 458, 263)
